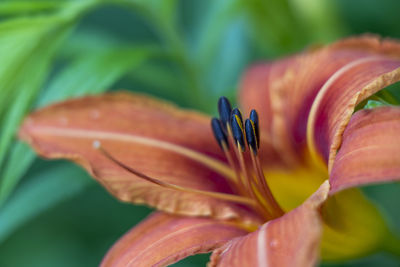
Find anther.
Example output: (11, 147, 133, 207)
(249, 110, 260, 148)
(218, 97, 232, 129)
(230, 112, 245, 152)
(245, 119, 258, 155)
(231, 108, 243, 124)
(211, 118, 229, 150)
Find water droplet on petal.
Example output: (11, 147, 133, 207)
(92, 140, 101, 149)
(270, 239, 278, 248)
(59, 117, 68, 125)
(90, 109, 100, 119)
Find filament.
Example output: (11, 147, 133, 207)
(93, 141, 256, 207)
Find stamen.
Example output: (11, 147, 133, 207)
(211, 118, 244, 188)
(230, 111, 245, 152)
(249, 150, 284, 217)
(211, 118, 229, 150)
(218, 97, 232, 130)
(215, 99, 250, 196)
(231, 108, 244, 126)
(245, 119, 258, 154)
(229, 112, 257, 200)
(213, 100, 284, 219)
(243, 117, 284, 217)
(93, 141, 256, 206)
(249, 110, 260, 148)
(244, 118, 275, 216)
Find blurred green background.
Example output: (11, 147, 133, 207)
(0, 0, 400, 266)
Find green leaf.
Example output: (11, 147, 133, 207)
(0, 19, 60, 117)
(0, 1, 117, 205)
(289, 0, 346, 42)
(38, 45, 157, 106)
(0, 24, 71, 178)
(0, 8, 83, 118)
(0, 0, 101, 173)
(126, 61, 181, 96)
(204, 19, 249, 97)
(192, 0, 241, 71)
(59, 29, 123, 58)
(124, 0, 179, 28)
(121, 0, 210, 109)
(0, 0, 100, 115)
(0, 1, 62, 16)
(0, 143, 35, 206)
(377, 84, 400, 105)
(0, 162, 94, 244)
(240, 0, 308, 56)
(364, 100, 391, 109)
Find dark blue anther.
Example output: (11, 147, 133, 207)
(231, 108, 243, 124)
(245, 119, 258, 155)
(249, 109, 260, 148)
(211, 118, 229, 150)
(230, 113, 245, 152)
(218, 97, 232, 129)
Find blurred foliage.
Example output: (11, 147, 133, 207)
(0, 0, 399, 266)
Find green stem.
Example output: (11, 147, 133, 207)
(109, 0, 207, 111)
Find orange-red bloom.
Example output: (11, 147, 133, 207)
(19, 36, 400, 266)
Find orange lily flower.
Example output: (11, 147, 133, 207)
(19, 35, 400, 267)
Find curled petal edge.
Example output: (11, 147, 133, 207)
(329, 106, 400, 194)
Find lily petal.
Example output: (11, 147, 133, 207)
(239, 58, 298, 166)
(101, 212, 247, 267)
(240, 36, 400, 260)
(330, 106, 400, 194)
(308, 56, 400, 170)
(240, 35, 400, 168)
(307, 37, 400, 169)
(209, 180, 330, 267)
(19, 92, 260, 222)
(321, 107, 400, 260)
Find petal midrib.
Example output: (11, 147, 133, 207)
(28, 126, 236, 182)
